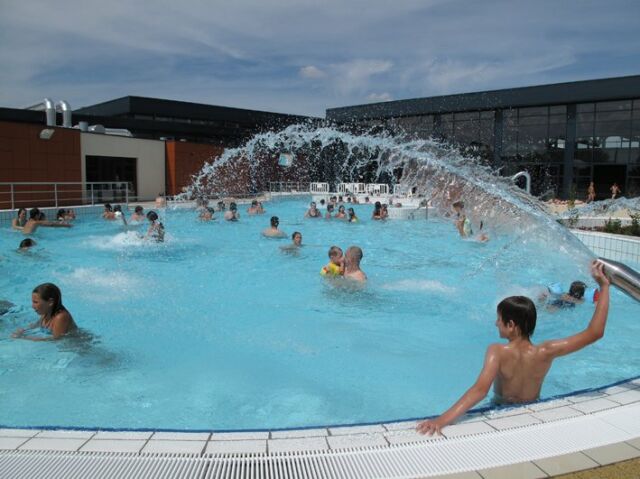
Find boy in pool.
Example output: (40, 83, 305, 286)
(545, 281, 599, 311)
(417, 260, 610, 435)
(320, 246, 344, 277)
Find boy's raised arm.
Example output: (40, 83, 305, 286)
(540, 261, 610, 359)
(417, 344, 501, 435)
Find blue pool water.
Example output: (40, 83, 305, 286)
(0, 197, 638, 430)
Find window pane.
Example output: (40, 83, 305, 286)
(594, 120, 631, 139)
(519, 106, 548, 117)
(454, 112, 479, 121)
(576, 122, 594, 137)
(519, 115, 547, 125)
(549, 114, 566, 124)
(518, 124, 548, 153)
(577, 103, 594, 113)
(596, 100, 632, 111)
(549, 105, 567, 115)
(577, 112, 595, 122)
(596, 110, 632, 121)
(480, 110, 495, 119)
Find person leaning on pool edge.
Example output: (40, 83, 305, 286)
(417, 260, 611, 435)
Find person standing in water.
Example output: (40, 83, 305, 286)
(145, 211, 165, 242)
(417, 261, 610, 436)
(262, 216, 287, 238)
(12, 283, 77, 341)
(343, 246, 367, 282)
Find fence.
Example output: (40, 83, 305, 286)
(0, 182, 133, 210)
(268, 182, 311, 193)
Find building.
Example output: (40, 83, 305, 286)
(0, 97, 316, 208)
(326, 75, 640, 200)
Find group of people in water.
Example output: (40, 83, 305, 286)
(5, 196, 616, 439)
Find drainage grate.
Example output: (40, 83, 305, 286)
(1, 404, 639, 478)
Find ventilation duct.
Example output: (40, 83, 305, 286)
(55, 100, 72, 128)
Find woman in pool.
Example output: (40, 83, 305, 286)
(335, 205, 347, 219)
(145, 211, 165, 242)
(12, 283, 77, 341)
(372, 201, 383, 220)
(11, 208, 27, 230)
(348, 207, 359, 223)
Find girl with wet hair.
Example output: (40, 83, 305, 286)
(146, 210, 165, 242)
(12, 208, 28, 230)
(12, 283, 77, 340)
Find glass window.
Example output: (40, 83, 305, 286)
(596, 100, 632, 111)
(454, 120, 479, 144)
(577, 103, 594, 113)
(519, 115, 547, 125)
(634, 99, 640, 110)
(480, 110, 495, 119)
(549, 105, 567, 115)
(594, 121, 631, 140)
(440, 113, 453, 121)
(576, 112, 595, 122)
(596, 110, 632, 121)
(518, 125, 548, 153)
(549, 114, 566, 124)
(454, 112, 479, 121)
(576, 122, 594, 137)
(503, 109, 517, 120)
(519, 106, 548, 117)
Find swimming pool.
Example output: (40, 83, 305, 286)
(0, 197, 638, 431)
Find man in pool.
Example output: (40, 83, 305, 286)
(262, 216, 287, 238)
(224, 202, 240, 221)
(22, 208, 73, 234)
(417, 260, 610, 435)
(343, 246, 367, 282)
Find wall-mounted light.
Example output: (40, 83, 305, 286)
(39, 128, 55, 140)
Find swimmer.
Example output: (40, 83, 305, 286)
(381, 204, 389, 219)
(372, 201, 383, 220)
(348, 207, 359, 223)
(103, 203, 116, 220)
(130, 205, 145, 222)
(155, 194, 167, 209)
(224, 202, 240, 221)
(545, 281, 598, 311)
(335, 205, 347, 219)
(145, 211, 165, 242)
(22, 208, 72, 234)
(262, 216, 287, 238)
(12, 283, 77, 341)
(199, 207, 216, 221)
(305, 201, 322, 218)
(257, 202, 266, 214)
(320, 246, 344, 277)
(325, 204, 335, 219)
(452, 200, 472, 237)
(18, 238, 36, 251)
(343, 246, 367, 282)
(11, 208, 27, 230)
(217, 201, 226, 212)
(113, 205, 128, 225)
(247, 200, 262, 215)
(417, 261, 610, 436)
(280, 231, 303, 254)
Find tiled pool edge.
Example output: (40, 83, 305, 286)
(0, 378, 638, 478)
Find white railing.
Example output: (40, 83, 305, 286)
(365, 183, 390, 195)
(310, 182, 330, 193)
(0, 182, 133, 210)
(268, 181, 311, 193)
(393, 184, 413, 196)
(337, 182, 366, 194)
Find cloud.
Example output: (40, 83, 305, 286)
(299, 66, 327, 79)
(0, 0, 638, 117)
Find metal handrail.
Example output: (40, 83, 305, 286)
(0, 182, 133, 210)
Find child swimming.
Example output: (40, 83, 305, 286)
(12, 283, 77, 341)
(320, 246, 344, 277)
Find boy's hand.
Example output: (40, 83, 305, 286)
(591, 260, 610, 288)
(416, 417, 446, 436)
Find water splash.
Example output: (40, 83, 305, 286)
(180, 123, 595, 268)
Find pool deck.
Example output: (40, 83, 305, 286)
(1, 378, 639, 478)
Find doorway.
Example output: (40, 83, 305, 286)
(592, 165, 626, 200)
(86, 156, 137, 202)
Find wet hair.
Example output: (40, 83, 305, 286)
(348, 207, 355, 215)
(206, 207, 215, 214)
(497, 296, 536, 339)
(230, 202, 237, 211)
(327, 204, 334, 212)
(339, 205, 346, 212)
(104, 203, 112, 212)
(569, 281, 586, 300)
(328, 245, 343, 258)
(319, 199, 325, 205)
(452, 200, 465, 209)
(134, 206, 143, 213)
(251, 200, 258, 206)
(346, 245, 363, 263)
(29, 207, 40, 220)
(17, 207, 26, 217)
(374, 201, 382, 210)
(32, 283, 66, 316)
(56, 209, 66, 220)
(20, 238, 36, 249)
(113, 205, 122, 213)
(270, 216, 279, 227)
(38, 212, 46, 220)
(147, 211, 159, 222)
(292, 231, 302, 240)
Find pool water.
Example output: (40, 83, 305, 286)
(0, 197, 638, 431)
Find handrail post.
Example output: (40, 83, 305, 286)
(10, 183, 14, 210)
(91, 184, 94, 205)
(125, 182, 129, 206)
(54, 183, 58, 207)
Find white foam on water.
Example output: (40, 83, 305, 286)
(65, 267, 142, 292)
(382, 279, 456, 294)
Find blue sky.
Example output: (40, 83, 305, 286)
(1, 0, 639, 117)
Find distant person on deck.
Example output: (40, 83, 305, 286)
(610, 182, 621, 200)
(417, 261, 610, 435)
(586, 182, 596, 203)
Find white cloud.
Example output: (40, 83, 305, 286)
(331, 59, 393, 95)
(299, 65, 327, 79)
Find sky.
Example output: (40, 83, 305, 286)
(1, 0, 639, 118)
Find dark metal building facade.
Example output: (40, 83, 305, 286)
(326, 75, 640, 200)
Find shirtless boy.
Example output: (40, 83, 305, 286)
(262, 216, 287, 238)
(22, 208, 73, 234)
(417, 260, 610, 435)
